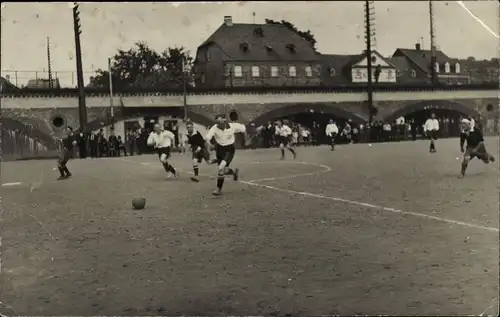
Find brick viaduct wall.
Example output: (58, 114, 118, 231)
(1, 96, 498, 141)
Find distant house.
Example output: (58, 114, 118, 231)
(346, 50, 398, 84)
(320, 50, 398, 85)
(25, 78, 61, 89)
(392, 43, 470, 85)
(193, 16, 322, 88)
(319, 54, 353, 86)
(458, 57, 499, 84)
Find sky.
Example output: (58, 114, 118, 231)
(1, 1, 498, 86)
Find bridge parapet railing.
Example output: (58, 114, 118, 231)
(1, 83, 498, 98)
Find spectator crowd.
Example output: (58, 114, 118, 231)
(65, 113, 489, 159)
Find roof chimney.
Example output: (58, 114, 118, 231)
(415, 43, 421, 51)
(224, 16, 233, 26)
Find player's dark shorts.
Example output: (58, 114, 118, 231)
(278, 135, 292, 146)
(427, 130, 438, 140)
(156, 147, 171, 159)
(192, 147, 210, 163)
(464, 144, 488, 161)
(58, 148, 71, 165)
(329, 133, 337, 140)
(215, 144, 236, 166)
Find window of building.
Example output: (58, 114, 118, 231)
(455, 62, 460, 73)
(289, 66, 297, 77)
(286, 44, 296, 53)
(233, 65, 243, 77)
(206, 51, 211, 61)
(435, 62, 440, 73)
(305, 65, 313, 77)
(251, 65, 260, 77)
(200, 73, 205, 83)
(330, 68, 336, 77)
(387, 69, 393, 79)
(444, 62, 450, 73)
(411, 69, 417, 77)
(271, 66, 279, 77)
(355, 69, 362, 78)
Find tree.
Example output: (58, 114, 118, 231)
(88, 42, 194, 90)
(265, 19, 317, 51)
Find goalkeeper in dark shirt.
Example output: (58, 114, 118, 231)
(186, 122, 211, 182)
(459, 119, 495, 177)
(57, 126, 77, 180)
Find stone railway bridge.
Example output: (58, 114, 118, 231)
(1, 84, 498, 151)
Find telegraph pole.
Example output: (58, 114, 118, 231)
(108, 57, 115, 129)
(182, 58, 188, 120)
(72, 2, 88, 132)
(429, 0, 438, 85)
(365, 0, 375, 140)
(47, 37, 53, 89)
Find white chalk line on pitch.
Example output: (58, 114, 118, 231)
(120, 157, 499, 233)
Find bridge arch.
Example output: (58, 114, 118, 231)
(383, 100, 481, 123)
(1, 118, 58, 150)
(251, 104, 366, 127)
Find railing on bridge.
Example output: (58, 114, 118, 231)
(1, 83, 498, 98)
(1, 69, 99, 89)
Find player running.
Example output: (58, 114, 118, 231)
(57, 126, 77, 180)
(276, 120, 297, 160)
(205, 114, 245, 196)
(424, 113, 439, 153)
(147, 123, 177, 179)
(459, 118, 495, 177)
(325, 119, 339, 151)
(341, 120, 352, 144)
(185, 121, 212, 182)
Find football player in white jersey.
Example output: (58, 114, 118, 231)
(147, 123, 177, 178)
(276, 120, 297, 160)
(325, 119, 339, 151)
(205, 114, 246, 196)
(424, 113, 439, 153)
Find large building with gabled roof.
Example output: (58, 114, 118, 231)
(392, 43, 470, 85)
(193, 16, 322, 88)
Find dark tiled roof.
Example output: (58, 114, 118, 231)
(320, 54, 358, 70)
(319, 54, 358, 85)
(393, 48, 465, 74)
(199, 23, 319, 62)
(386, 57, 427, 84)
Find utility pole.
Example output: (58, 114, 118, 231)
(72, 2, 88, 132)
(47, 37, 53, 89)
(182, 58, 188, 120)
(429, 0, 438, 85)
(365, 0, 375, 140)
(108, 57, 115, 129)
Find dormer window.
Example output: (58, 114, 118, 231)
(455, 62, 461, 73)
(330, 68, 336, 77)
(435, 62, 440, 73)
(265, 45, 273, 52)
(240, 42, 249, 52)
(286, 44, 296, 53)
(444, 62, 450, 73)
(253, 27, 264, 37)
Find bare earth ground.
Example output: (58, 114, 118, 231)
(1, 138, 499, 316)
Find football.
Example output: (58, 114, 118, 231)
(132, 197, 146, 210)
